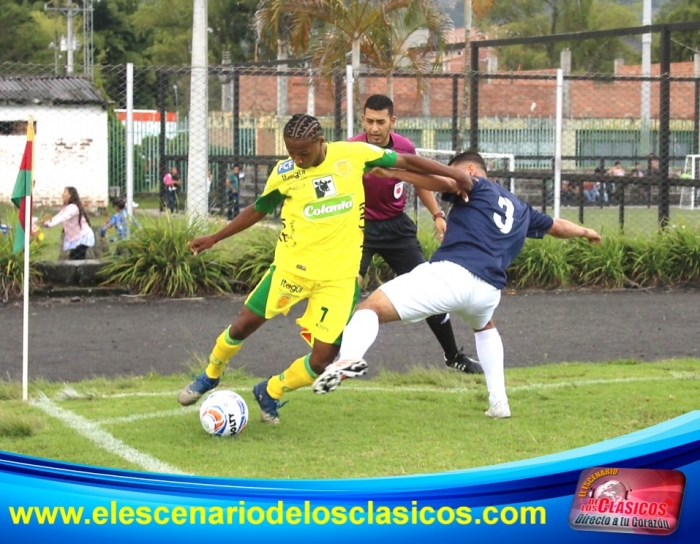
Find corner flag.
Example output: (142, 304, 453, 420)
(11, 118, 34, 254)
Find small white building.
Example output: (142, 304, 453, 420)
(0, 76, 109, 211)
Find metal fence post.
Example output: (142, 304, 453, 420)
(469, 42, 479, 151)
(334, 71, 343, 142)
(233, 67, 240, 159)
(658, 26, 671, 228)
(694, 52, 700, 155)
(451, 74, 459, 151)
(158, 68, 167, 213)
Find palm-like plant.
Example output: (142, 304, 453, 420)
(362, 2, 452, 95)
(256, 0, 451, 87)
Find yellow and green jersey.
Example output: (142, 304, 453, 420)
(254, 141, 397, 280)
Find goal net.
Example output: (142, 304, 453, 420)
(680, 155, 700, 210)
(415, 149, 516, 192)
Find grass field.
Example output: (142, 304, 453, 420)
(1, 359, 698, 479)
(557, 206, 700, 235)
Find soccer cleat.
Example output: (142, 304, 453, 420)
(444, 348, 483, 374)
(252, 380, 287, 424)
(177, 372, 220, 406)
(485, 400, 511, 419)
(312, 359, 368, 395)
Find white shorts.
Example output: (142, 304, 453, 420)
(378, 261, 501, 331)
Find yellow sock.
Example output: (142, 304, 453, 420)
(205, 328, 243, 379)
(267, 355, 317, 399)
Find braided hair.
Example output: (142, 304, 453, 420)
(283, 114, 323, 141)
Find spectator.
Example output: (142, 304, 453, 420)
(163, 167, 181, 213)
(605, 161, 625, 205)
(561, 180, 577, 206)
(583, 179, 599, 204)
(42, 186, 95, 260)
(645, 155, 660, 209)
(100, 198, 128, 242)
(226, 164, 243, 220)
(631, 164, 647, 204)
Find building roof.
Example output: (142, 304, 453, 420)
(0, 76, 107, 106)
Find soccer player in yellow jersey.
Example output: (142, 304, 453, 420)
(178, 114, 472, 424)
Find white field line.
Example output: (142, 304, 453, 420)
(32, 396, 185, 475)
(97, 406, 198, 425)
(51, 374, 696, 432)
(94, 374, 688, 402)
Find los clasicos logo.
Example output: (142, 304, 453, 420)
(568, 467, 685, 536)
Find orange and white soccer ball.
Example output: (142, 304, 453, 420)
(199, 390, 249, 437)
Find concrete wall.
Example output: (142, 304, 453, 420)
(0, 105, 109, 211)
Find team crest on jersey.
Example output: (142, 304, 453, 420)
(277, 159, 295, 174)
(313, 175, 337, 198)
(393, 181, 404, 199)
(334, 160, 351, 177)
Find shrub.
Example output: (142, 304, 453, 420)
(0, 226, 45, 301)
(509, 236, 572, 289)
(659, 224, 700, 284)
(99, 215, 238, 297)
(228, 227, 279, 290)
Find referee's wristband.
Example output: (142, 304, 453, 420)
(432, 211, 446, 221)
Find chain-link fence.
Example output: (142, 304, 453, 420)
(469, 22, 700, 233)
(2, 21, 700, 234)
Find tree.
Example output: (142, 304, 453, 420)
(255, 0, 451, 80)
(655, 0, 700, 62)
(131, 0, 257, 66)
(484, 0, 639, 72)
(93, 0, 148, 66)
(0, 0, 53, 63)
(208, 0, 258, 63)
(363, 4, 452, 95)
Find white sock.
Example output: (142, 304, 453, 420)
(475, 328, 508, 406)
(338, 309, 379, 361)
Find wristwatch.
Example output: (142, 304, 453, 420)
(432, 210, 446, 221)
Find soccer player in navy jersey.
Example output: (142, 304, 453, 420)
(349, 94, 481, 374)
(313, 150, 601, 418)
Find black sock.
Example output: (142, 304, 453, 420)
(426, 314, 458, 359)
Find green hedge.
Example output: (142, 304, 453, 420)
(3, 217, 699, 299)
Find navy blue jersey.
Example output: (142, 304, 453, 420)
(431, 177, 554, 289)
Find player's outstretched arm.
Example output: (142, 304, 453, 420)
(394, 154, 473, 194)
(370, 167, 458, 194)
(547, 218, 601, 243)
(189, 204, 267, 255)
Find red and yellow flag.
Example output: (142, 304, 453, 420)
(11, 117, 34, 254)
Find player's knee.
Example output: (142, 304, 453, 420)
(308, 350, 338, 374)
(355, 290, 399, 323)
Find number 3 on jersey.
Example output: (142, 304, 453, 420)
(493, 196, 514, 234)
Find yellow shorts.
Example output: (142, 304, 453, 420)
(245, 265, 360, 345)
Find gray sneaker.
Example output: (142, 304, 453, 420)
(177, 373, 220, 406)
